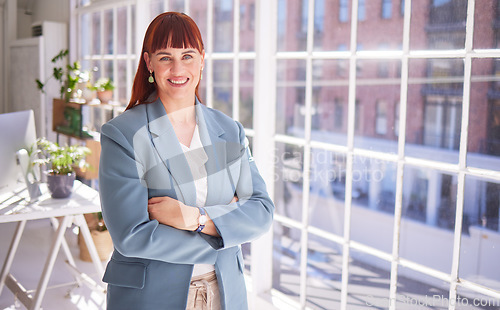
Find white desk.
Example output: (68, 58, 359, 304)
(0, 181, 106, 310)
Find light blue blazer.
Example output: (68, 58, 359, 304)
(98, 98, 274, 310)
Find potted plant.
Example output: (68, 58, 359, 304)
(35, 49, 84, 102)
(35, 138, 90, 198)
(91, 77, 115, 103)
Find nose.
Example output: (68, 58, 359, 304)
(171, 59, 183, 75)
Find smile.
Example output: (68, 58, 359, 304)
(168, 78, 189, 85)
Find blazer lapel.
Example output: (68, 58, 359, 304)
(146, 100, 196, 207)
(196, 103, 227, 206)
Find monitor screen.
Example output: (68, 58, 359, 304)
(0, 110, 37, 194)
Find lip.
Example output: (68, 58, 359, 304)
(167, 78, 189, 87)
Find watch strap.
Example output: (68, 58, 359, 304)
(194, 207, 206, 232)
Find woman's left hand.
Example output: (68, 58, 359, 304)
(148, 196, 198, 231)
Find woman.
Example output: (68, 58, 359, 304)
(98, 12, 274, 310)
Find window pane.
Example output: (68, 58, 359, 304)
(168, 0, 184, 12)
(117, 60, 127, 105)
(306, 235, 342, 309)
(117, 7, 127, 55)
(150, 0, 164, 18)
(80, 13, 91, 57)
(460, 176, 500, 293)
(239, 1, 255, 52)
(401, 167, 457, 274)
(277, 59, 306, 136)
(355, 59, 401, 154)
(213, 60, 233, 117)
(131, 4, 136, 53)
(190, 0, 208, 50)
(308, 149, 345, 232)
(239, 59, 254, 128)
(311, 59, 349, 144)
(275, 142, 304, 221)
(467, 58, 500, 172)
(473, 0, 497, 49)
(358, 0, 403, 50)
(272, 222, 302, 305)
(277, 0, 308, 52)
(92, 11, 101, 54)
(405, 58, 463, 163)
(103, 9, 114, 55)
(350, 157, 397, 249)
(410, 0, 467, 50)
(214, 0, 234, 53)
(395, 265, 451, 309)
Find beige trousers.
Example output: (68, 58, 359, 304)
(186, 271, 221, 310)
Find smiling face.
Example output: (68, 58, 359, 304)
(144, 47, 205, 106)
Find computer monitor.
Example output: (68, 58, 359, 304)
(0, 110, 38, 195)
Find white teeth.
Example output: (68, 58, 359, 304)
(169, 79, 188, 85)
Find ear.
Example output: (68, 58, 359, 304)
(143, 52, 152, 71)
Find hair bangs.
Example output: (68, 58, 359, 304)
(150, 13, 203, 53)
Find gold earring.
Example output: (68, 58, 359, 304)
(148, 70, 154, 83)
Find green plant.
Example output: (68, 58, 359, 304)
(35, 49, 84, 102)
(91, 77, 115, 92)
(35, 138, 91, 175)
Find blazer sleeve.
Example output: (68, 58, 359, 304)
(203, 121, 275, 249)
(99, 122, 218, 264)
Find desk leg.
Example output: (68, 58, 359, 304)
(30, 215, 71, 310)
(0, 220, 27, 295)
(49, 217, 81, 288)
(75, 215, 105, 276)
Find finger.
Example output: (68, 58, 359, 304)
(148, 196, 166, 204)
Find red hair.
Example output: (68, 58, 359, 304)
(126, 12, 205, 110)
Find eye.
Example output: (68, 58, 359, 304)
(160, 56, 171, 61)
(183, 54, 193, 60)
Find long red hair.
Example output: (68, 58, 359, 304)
(126, 12, 205, 110)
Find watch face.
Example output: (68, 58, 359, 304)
(199, 215, 208, 226)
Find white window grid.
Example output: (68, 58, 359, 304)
(271, 0, 500, 309)
(72, 0, 137, 106)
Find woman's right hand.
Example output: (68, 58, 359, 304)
(230, 195, 239, 204)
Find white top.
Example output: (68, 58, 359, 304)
(180, 125, 215, 277)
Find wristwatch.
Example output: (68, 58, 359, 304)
(194, 207, 207, 232)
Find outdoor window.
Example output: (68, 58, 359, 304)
(382, 0, 392, 19)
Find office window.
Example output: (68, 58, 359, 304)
(382, 0, 392, 19)
(75, 2, 136, 106)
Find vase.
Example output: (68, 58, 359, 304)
(46, 172, 76, 198)
(96, 90, 113, 103)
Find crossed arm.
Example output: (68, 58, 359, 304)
(147, 195, 239, 237)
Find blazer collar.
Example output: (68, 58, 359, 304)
(145, 98, 227, 206)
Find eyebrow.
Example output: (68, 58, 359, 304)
(155, 50, 197, 56)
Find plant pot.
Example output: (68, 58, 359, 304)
(78, 229, 113, 262)
(96, 90, 113, 103)
(46, 172, 76, 198)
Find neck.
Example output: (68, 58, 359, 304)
(160, 94, 197, 124)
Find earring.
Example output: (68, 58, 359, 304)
(200, 68, 203, 81)
(148, 70, 154, 83)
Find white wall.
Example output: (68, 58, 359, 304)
(1, 0, 69, 113)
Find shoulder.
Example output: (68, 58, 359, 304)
(102, 104, 148, 140)
(201, 105, 243, 139)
